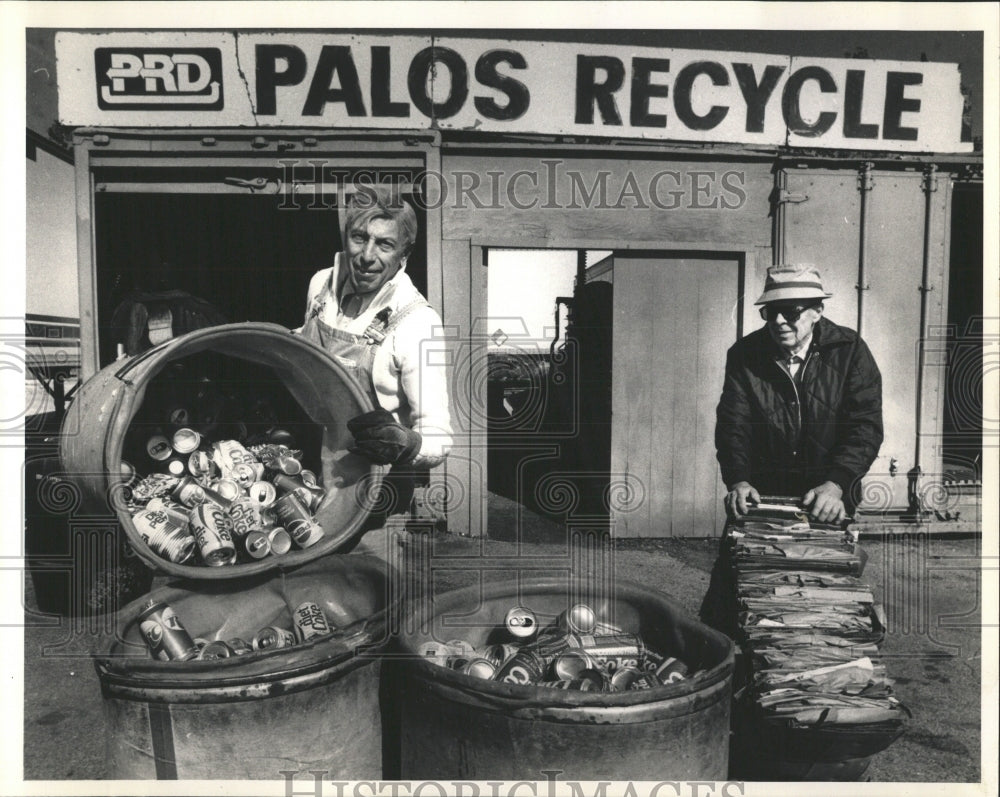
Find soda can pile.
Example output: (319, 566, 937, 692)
(124, 431, 327, 566)
(417, 603, 696, 692)
(137, 597, 339, 661)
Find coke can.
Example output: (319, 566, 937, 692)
(248, 481, 277, 508)
(654, 656, 689, 684)
(504, 606, 539, 640)
(461, 658, 497, 679)
(553, 650, 595, 681)
(146, 434, 173, 462)
(538, 679, 599, 691)
(253, 626, 297, 651)
(293, 601, 332, 642)
(526, 630, 572, 665)
(611, 668, 659, 691)
(137, 599, 198, 661)
(171, 428, 202, 455)
(556, 604, 596, 635)
(267, 527, 293, 555)
(493, 649, 546, 686)
(568, 633, 645, 673)
(273, 493, 325, 548)
(188, 504, 237, 566)
(133, 506, 196, 564)
(244, 530, 271, 559)
(643, 650, 666, 672)
(199, 640, 234, 660)
(172, 476, 208, 508)
(227, 638, 254, 656)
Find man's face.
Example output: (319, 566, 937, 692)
(344, 216, 408, 295)
(762, 301, 823, 352)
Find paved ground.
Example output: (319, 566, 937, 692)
(22, 494, 985, 784)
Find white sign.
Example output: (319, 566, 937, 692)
(56, 32, 972, 153)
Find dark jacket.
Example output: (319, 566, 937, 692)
(715, 316, 883, 509)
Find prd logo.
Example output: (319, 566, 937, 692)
(95, 47, 224, 110)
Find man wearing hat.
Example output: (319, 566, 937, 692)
(715, 264, 883, 522)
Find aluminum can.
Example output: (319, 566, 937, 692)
(611, 668, 660, 691)
(461, 658, 498, 679)
(643, 650, 666, 672)
(556, 604, 596, 635)
(253, 626, 297, 651)
(248, 480, 277, 507)
(163, 457, 187, 478)
(576, 667, 612, 691)
(271, 473, 326, 511)
(172, 475, 208, 508)
(211, 439, 256, 479)
(418, 641, 453, 667)
(227, 638, 254, 656)
(232, 462, 259, 489)
(146, 434, 173, 462)
(167, 405, 191, 429)
(199, 640, 234, 660)
(553, 650, 595, 681)
(654, 656, 689, 684)
(171, 428, 202, 455)
(188, 504, 237, 566)
(504, 606, 539, 640)
(444, 639, 477, 658)
(133, 506, 196, 564)
(211, 478, 241, 503)
(493, 648, 546, 686)
(299, 469, 320, 488)
(275, 453, 303, 475)
(526, 629, 572, 665)
(538, 679, 600, 691)
(244, 530, 271, 559)
(228, 498, 261, 540)
(146, 497, 191, 527)
(187, 450, 218, 480)
(568, 632, 645, 672)
(293, 601, 332, 642)
(267, 527, 293, 555)
(476, 642, 520, 669)
(137, 599, 198, 661)
(446, 656, 471, 671)
(131, 473, 180, 503)
(273, 493, 325, 548)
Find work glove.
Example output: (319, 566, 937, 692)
(347, 408, 422, 466)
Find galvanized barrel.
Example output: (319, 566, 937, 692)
(95, 554, 393, 779)
(59, 323, 385, 579)
(392, 576, 735, 780)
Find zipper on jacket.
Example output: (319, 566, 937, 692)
(777, 351, 812, 453)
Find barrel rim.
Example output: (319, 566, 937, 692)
(99, 323, 387, 579)
(395, 575, 736, 709)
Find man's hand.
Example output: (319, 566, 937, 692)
(724, 481, 761, 517)
(803, 481, 846, 523)
(347, 409, 422, 466)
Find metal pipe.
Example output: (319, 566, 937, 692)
(773, 168, 787, 264)
(911, 164, 939, 511)
(856, 161, 874, 336)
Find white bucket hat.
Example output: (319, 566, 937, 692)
(755, 264, 833, 305)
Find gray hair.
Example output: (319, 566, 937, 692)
(342, 185, 418, 254)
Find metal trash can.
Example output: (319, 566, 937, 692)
(95, 554, 393, 779)
(393, 576, 735, 780)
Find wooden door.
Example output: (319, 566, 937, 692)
(610, 253, 743, 537)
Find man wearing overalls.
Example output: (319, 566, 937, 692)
(298, 185, 453, 556)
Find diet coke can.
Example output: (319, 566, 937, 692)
(137, 599, 198, 661)
(227, 498, 261, 540)
(293, 601, 332, 642)
(188, 503, 237, 566)
(253, 626, 297, 651)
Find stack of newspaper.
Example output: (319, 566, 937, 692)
(728, 501, 909, 775)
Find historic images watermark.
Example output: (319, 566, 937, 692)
(275, 161, 749, 213)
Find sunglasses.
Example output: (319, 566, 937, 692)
(759, 303, 820, 323)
